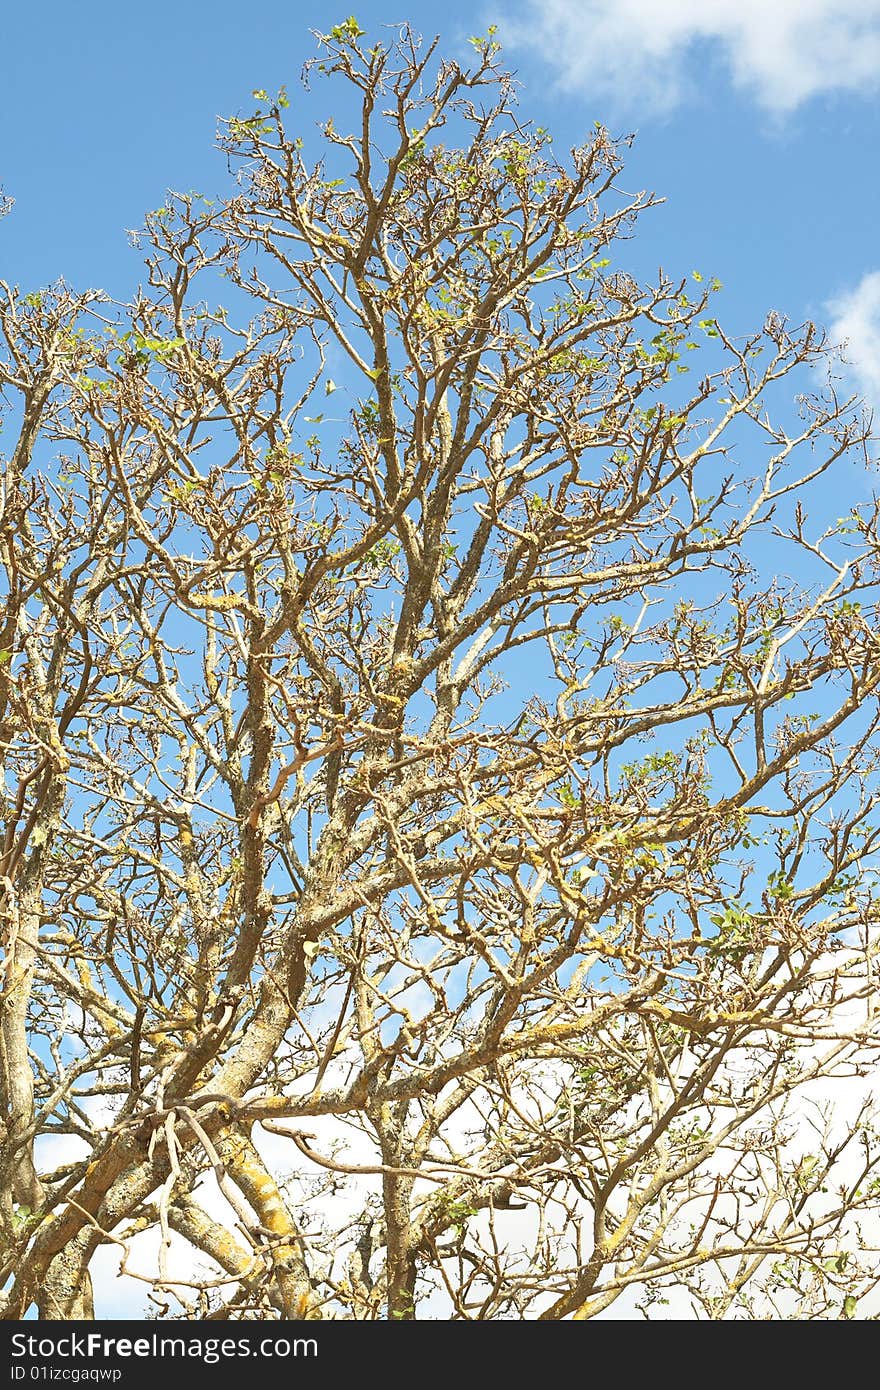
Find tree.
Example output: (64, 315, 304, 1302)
(2, 20, 880, 1322)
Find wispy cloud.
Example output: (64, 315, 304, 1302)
(827, 271, 880, 404)
(499, 0, 880, 113)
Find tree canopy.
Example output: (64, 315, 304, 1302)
(2, 21, 880, 1321)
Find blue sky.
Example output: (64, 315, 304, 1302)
(2, 1, 880, 401)
(4, 1, 880, 1317)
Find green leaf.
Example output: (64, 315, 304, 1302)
(330, 15, 366, 40)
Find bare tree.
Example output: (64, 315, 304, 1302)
(3, 21, 880, 1321)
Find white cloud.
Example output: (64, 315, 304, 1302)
(826, 270, 880, 402)
(500, 0, 880, 113)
